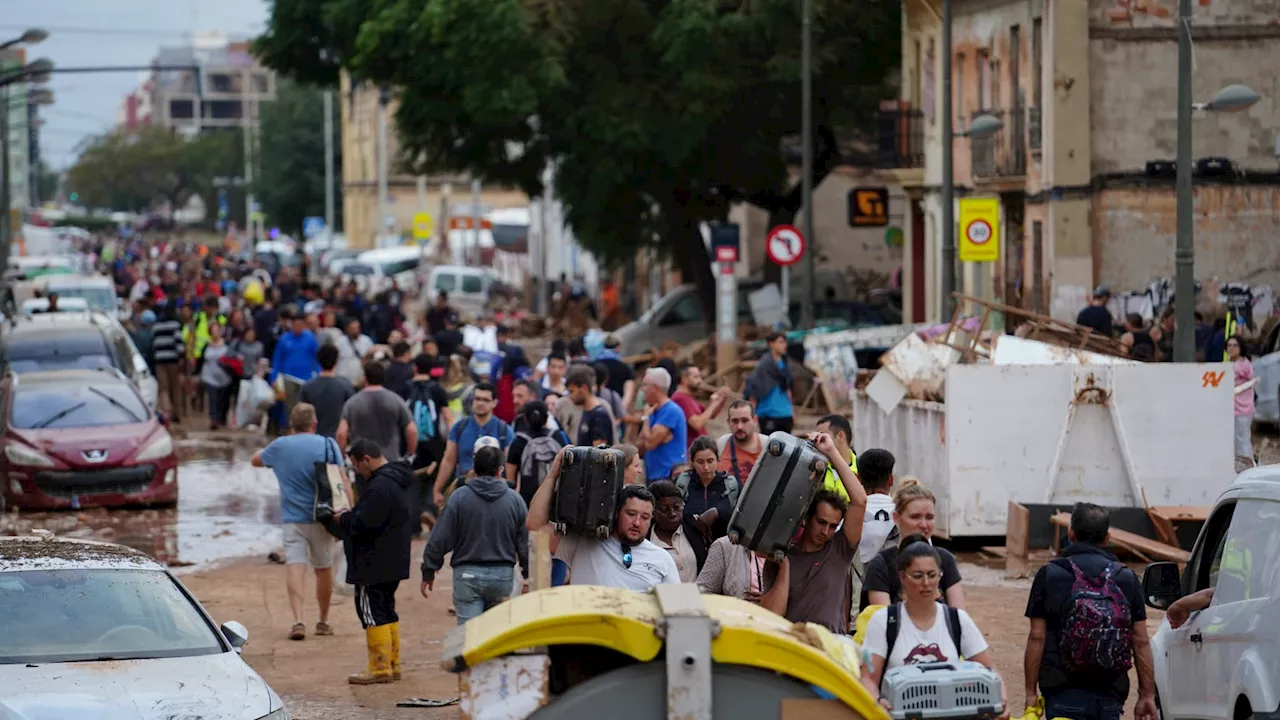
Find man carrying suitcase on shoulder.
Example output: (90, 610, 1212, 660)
(527, 450, 680, 592)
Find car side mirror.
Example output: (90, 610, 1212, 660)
(222, 621, 249, 651)
(1143, 561, 1183, 610)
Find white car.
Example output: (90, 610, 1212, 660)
(0, 533, 289, 719)
(1142, 465, 1280, 720)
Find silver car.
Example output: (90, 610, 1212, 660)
(0, 534, 288, 720)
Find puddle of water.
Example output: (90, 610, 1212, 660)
(1, 437, 283, 572)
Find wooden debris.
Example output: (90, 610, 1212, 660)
(1146, 505, 1210, 548)
(1005, 501, 1030, 579)
(1050, 512, 1190, 564)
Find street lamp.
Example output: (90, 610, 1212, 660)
(1172, 77, 1262, 362)
(940, 110, 1004, 319)
(0, 29, 47, 52)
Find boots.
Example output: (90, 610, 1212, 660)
(348, 625, 394, 685)
(389, 621, 402, 681)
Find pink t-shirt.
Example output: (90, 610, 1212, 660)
(671, 390, 706, 445)
(1235, 358, 1255, 416)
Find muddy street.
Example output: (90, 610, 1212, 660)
(1, 435, 281, 571)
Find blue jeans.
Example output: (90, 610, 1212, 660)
(453, 564, 515, 625)
(1044, 688, 1123, 720)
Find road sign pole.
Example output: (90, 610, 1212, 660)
(780, 266, 790, 327)
(717, 261, 738, 376)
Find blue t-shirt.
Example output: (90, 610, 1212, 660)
(260, 433, 340, 524)
(448, 415, 516, 476)
(756, 358, 793, 418)
(645, 400, 688, 482)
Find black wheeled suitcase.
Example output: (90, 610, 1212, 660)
(726, 432, 828, 561)
(553, 446, 625, 539)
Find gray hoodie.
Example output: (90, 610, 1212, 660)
(421, 475, 529, 584)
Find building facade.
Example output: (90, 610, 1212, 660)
(883, 0, 1280, 324)
(2, 49, 31, 214)
(338, 72, 530, 250)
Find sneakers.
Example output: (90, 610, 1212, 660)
(288, 623, 306, 641)
(315, 621, 334, 636)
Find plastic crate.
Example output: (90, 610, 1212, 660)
(881, 661, 1004, 720)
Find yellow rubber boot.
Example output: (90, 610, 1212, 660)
(348, 624, 394, 685)
(389, 621, 402, 681)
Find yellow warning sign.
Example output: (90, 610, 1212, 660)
(958, 197, 1000, 263)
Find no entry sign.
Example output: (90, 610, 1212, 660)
(766, 225, 806, 267)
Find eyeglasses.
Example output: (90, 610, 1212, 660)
(473, 396, 494, 403)
(620, 543, 634, 569)
(905, 571, 941, 582)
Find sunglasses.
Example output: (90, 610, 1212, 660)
(620, 543, 634, 570)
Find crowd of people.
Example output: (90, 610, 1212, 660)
(230, 282, 1159, 720)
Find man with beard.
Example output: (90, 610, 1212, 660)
(527, 452, 679, 592)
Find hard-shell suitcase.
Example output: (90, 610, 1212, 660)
(726, 432, 828, 562)
(553, 446, 625, 539)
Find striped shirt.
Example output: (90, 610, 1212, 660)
(152, 319, 185, 365)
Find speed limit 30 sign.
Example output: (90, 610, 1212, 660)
(958, 197, 1000, 263)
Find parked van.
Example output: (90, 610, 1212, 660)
(357, 246, 425, 291)
(1143, 464, 1280, 720)
(427, 265, 494, 319)
(39, 275, 118, 316)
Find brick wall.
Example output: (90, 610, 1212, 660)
(1094, 184, 1280, 293)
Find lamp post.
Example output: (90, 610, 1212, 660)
(939, 105, 1004, 319)
(800, 0, 815, 329)
(1172, 50, 1261, 361)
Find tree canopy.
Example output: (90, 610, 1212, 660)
(65, 126, 239, 218)
(255, 0, 898, 307)
(256, 79, 343, 239)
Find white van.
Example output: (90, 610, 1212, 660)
(427, 265, 494, 319)
(39, 275, 119, 316)
(1143, 465, 1280, 720)
(357, 246, 424, 291)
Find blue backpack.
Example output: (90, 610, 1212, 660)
(410, 386, 440, 442)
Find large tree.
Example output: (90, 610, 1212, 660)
(256, 79, 343, 239)
(256, 0, 898, 311)
(65, 126, 239, 218)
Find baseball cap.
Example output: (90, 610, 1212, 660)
(604, 334, 621, 349)
(1093, 285, 1111, 298)
(474, 435, 501, 453)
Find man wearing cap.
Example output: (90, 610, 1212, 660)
(433, 382, 515, 507)
(1077, 286, 1114, 337)
(434, 311, 465, 358)
(596, 334, 637, 412)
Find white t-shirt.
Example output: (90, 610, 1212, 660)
(862, 604, 988, 668)
(859, 493, 896, 563)
(556, 535, 680, 592)
(333, 333, 374, 385)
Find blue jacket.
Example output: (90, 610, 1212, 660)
(271, 329, 320, 382)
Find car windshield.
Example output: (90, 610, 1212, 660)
(6, 333, 117, 374)
(46, 287, 115, 312)
(0, 568, 224, 664)
(343, 263, 376, 276)
(12, 385, 147, 429)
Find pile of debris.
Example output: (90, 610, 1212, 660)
(862, 295, 1139, 409)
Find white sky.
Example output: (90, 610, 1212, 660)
(4, 0, 268, 169)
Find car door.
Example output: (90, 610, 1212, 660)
(1195, 499, 1280, 720)
(1166, 499, 1234, 719)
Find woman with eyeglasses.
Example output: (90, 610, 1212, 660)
(860, 479, 965, 612)
(859, 537, 1006, 716)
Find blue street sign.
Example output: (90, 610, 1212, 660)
(303, 216, 325, 238)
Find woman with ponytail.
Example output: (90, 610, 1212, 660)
(859, 478, 965, 611)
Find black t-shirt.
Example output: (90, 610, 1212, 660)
(860, 545, 963, 612)
(385, 361, 414, 399)
(425, 306, 452, 335)
(577, 405, 614, 446)
(1076, 305, 1114, 337)
(598, 357, 635, 398)
(1024, 543, 1146, 701)
(435, 329, 464, 358)
(298, 374, 356, 439)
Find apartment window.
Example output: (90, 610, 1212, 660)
(1010, 26, 1021, 104)
(977, 50, 991, 110)
(1032, 18, 1043, 108)
(168, 99, 195, 120)
(209, 73, 234, 93)
(911, 39, 922, 106)
(955, 52, 965, 122)
(1031, 221, 1044, 314)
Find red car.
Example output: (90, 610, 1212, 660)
(1, 369, 178, 510)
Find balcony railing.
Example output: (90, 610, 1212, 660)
(875, 105, 924, 169)
(970, 106, 1027, 179)
(1028, 106, 1042, 152)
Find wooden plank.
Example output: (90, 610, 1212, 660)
(1147, 509, 1178, 548)
(530, 531, 553, 591)
(980, 546, 1008, 559)
(1005, 501, 1030, 578)
(1149, 505, 1211, 523)
(1048, 512, 1190, 563)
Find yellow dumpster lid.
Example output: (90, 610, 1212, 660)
(440, 584, 888, 720)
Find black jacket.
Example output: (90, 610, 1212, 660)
(336, 460, 415, 585)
